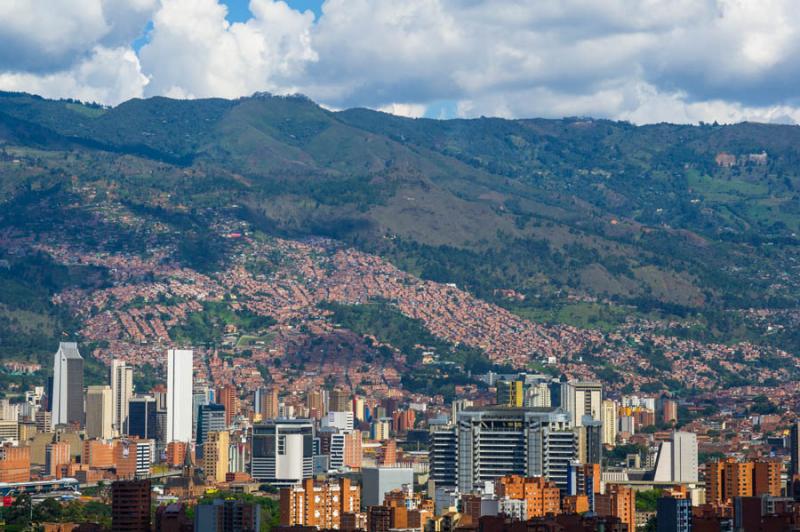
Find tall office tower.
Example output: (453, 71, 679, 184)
(217, 385, 238, 426)
(112, 478, 151, 532)
(353, 396, 365, 422)
(672, 431, 699, 483)
(330, 388, 350, 413)
(250, 419, 314, 486)
(110, 359, 133, 436)
(654, 431, 699, 483)
(560, 381, 602, 427)
(192, 385, 210, 440)
(35, 410, 52, 433)
(455, 407, 576, 492)
(791, 422, 800, 479)
(86, 385, 113, 440)
(256, 387, 280, 420)
(166, 349, 193, 443)
(51, 342, 84, 430)
(657, 497, 691, 532)
(601, 399, 618, 446)
(496, 378, 525, 407)
(127, 396, 158, 440)
(196, 403, 226, 458)
(307, 390, 328, 419)
(430, 424, 458, 489)
(203, 430, 230, 484)
(328, 430, 362, 471)
(525, 382, 552, 408)
(576, 416, 603, 465)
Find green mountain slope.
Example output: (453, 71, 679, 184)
(1, 91, 799, 362)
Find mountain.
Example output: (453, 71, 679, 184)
(1, 91, 799, 393)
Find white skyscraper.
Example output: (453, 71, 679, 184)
(671, 431, 699, 483)
(110, 359, 133, 436)
(166, 349, 193, 443)
(561, 381, 602, 427)
(653, 431, 699, 483)
(51, 342, 84, 430)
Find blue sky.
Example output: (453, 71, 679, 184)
(1, 1, 799, 124)
(222, 0, 323, 22)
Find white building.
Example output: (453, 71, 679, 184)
(51, 342, 84, 430)
(561, 381, 602, 427)
(110, 359, 133, 436)
(601, 399, 618, 445)
(653, 431, 698, 483)
(322, 411, 354, 432)
(166, 349, 193, 443)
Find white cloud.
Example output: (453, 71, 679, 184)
(138, 0, 317, 99)
(0, 46, 148, 105)
(1, 0, 800, 123)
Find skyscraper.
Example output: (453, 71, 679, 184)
(672, 431, 699, 483)
(601, 399, 618, 446)
(330, 388, 350, 413)
(51, 342, 84, 430)
(250, 419, 314, 486)
(86, 385, 113, 440)
(202, 430, 230, 484)
(196, 403, 226, 458)
(255, 387, 280, 420)
(112, 478, 151, 531)
(127, 396, 158, 440)
(453, 406, 576, 492)
(110, 359, 133, 436)
(560, 381, 602, 427)
(218, 385, 238, 426)
(166, 349, 193, 443)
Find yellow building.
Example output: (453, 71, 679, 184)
(202, 430, 229, 484)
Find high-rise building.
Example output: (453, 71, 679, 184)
(754, 460, 782, 497)
(45, 441, 70, 478)
(203, 430, 230, 484)
(707, 458, 782, 504)
(330, 388, 350, 413)
(35, 410, 52, 433)
(791, 421, 800, 480)
(576, 417, 603, 465)
(115, 438, 153, 479)
(218, 386, 238, 427)
(195, 499, 261, 532)
(525, 382, 552, 408)
(51, 342, 84, 429)
(430, 424, 457, 489)
(560, 381, 602, 427)
(197, 403, 226, 458)
(0, 420, 18, 441)
(280, 478, 360, 529)
(362, 467, 414, 507)
(323, 410, 355, 432)
(112, 478, 151, 532)
(166, 349, 193, 443)
(497, 379, 525, 407)
(0, 444, 30, 482)
(601, 399, 617, 446)
(255, 387, 279, 420)
(110, 359, 133, 436)
(250, 419, 314, 486)
(127, 396, 158, 440)
(654, 431, 699, 484)
(86, 385, 113, 440)
(595, 484, 635, 532)
(657, 496, 691, 532)
(353, 396, 365, 422)
(192, 384, 210, 441)
(495, 475, 561, 519)
(329, 430, 362, 471)
(662, 398, 678, 425)
(672, 431, 699, 483)
(454, 407, 576, 492)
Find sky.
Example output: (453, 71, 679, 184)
(1, 0, 799, 124)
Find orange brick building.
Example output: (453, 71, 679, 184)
(0, 444, 30, 483)
(218, 386, 238, 426)
(83, 440, 115, 468)
(495, 475, 561, 519)
(707, 458, 782, 505)
(280, 478, 361, 529)
(166, 441, 190, 467)
(45, 441, 71, 479)
(595, 484, 635, 532)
